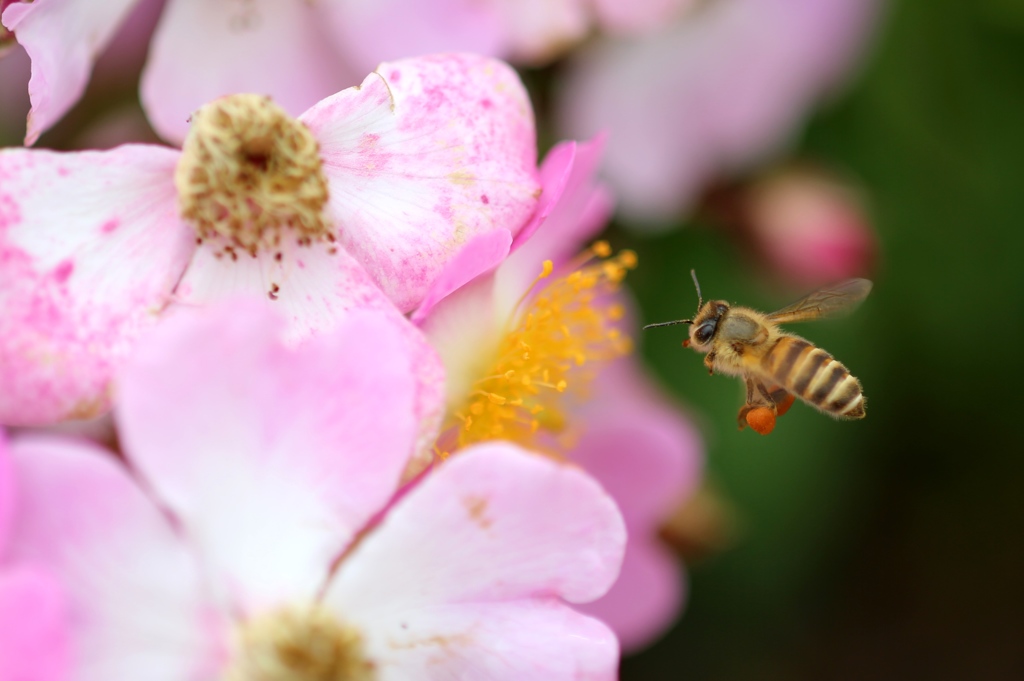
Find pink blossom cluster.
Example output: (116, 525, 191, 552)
(0, 1, 884, 676)
(0, 46, 703, 677)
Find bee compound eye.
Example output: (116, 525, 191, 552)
(696, 323, 716, 344)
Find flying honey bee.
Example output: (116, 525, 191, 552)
(645, 272, 871, 435)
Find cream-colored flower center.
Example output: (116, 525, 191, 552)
(226, 606, 375, 681)
(176, 94, 332, 256)
(445, 242, 636, 455)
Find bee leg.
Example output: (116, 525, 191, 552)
(760, 382, 796, 417)
(704, 352, 716, 375)
(738, 377, 778, 435)
(770, 389, 797, 416)
(737, 405, 753, 430)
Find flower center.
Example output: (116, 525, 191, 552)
(176, 94, 332, 256)
(449, 243, 636, 453)
(226, 605, 375, 681)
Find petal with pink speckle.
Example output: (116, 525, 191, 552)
(0, 145, 195, 426)
(302, 54, 541, 313)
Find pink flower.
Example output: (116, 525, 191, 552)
(415, 135, 703, 650)
(2, 0, 350, 145)
(3, 302, 626, 679)
(3, 0, 692, 145)
(334, 0, 698, 70)
(570, 359, 703, 652)
(0, 54, 539, 427)
(0, 430, 70, 681)
(740, 167, 877, 289)
(556, 0, 882, 223)
(590, 0, 698, 36)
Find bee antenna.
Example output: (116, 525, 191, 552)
(643, 319, 694, 330)
(690, 269, 703, 309)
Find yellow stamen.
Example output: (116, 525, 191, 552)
(592, 240, 612, 257)
(450, 248, 637, 452)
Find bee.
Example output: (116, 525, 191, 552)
(645, 271, 871, 435)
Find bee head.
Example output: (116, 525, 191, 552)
(642, 269, 727, 350)
(687, 300, 730, 350)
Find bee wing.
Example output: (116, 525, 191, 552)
(766, 279, 872, 324)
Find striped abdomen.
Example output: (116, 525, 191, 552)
(760, 336, 865, 418)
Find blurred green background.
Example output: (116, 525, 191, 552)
(620, 0, 1024, 678)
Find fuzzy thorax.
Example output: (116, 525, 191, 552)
(176, 94, 331, 254)
(226, 605, 375, 681)
(451, 243, 637, 453)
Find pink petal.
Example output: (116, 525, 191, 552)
(1, 0, 139, 144)
(0, 431, 11, 549)
(499, 134, 613, 305)
(325, 443, 624, 678)
(174, 246, 446, 471)
(417, 135, 611, 394)
(516, 134, 612, 258)
(140, 0, 355, 144)
(557, 0, 880, 222)
(0, 567, 69, 681)
(570, 370, 702, 526)
(592, 0, 696, 35)
(325, 0, 590, 68)
(0, 145, 195, 426)
(567, 357, 703, 649)
(576, 539, 685, 653)
(362, 601, 618, 680)
(410, 228, 512, 324)
(496, 0, 591, 64)
(330, 0, 594, 66)
(302, 53, 541, 313)
(321, 0, 504, 75)
(326, 442, 626, 610)
(508, 139, 577, 252)
(6, 436, 223, 680)
(411, 141, 579, 364)
(417, 272, 503, 412)
(117, 301, 421, 612)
